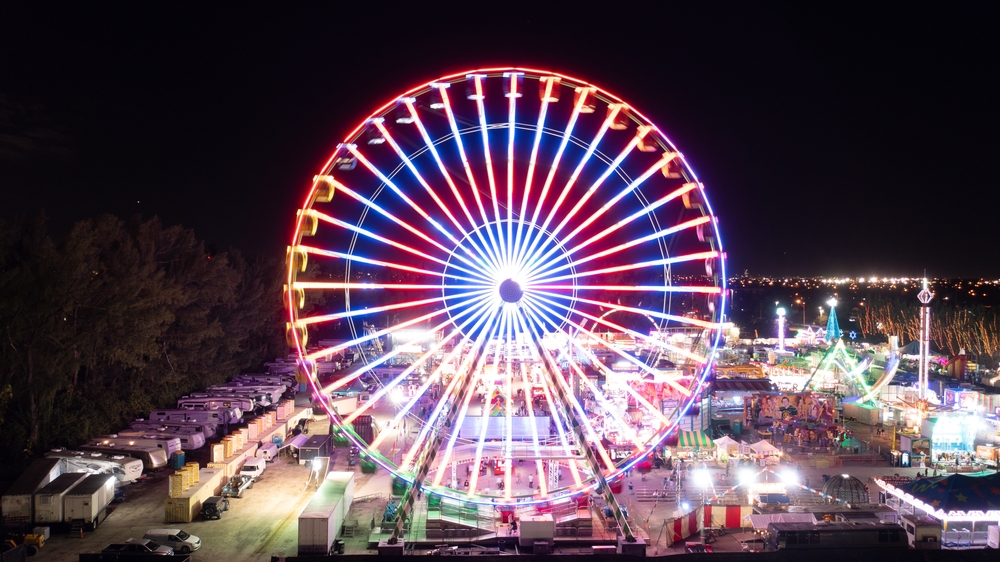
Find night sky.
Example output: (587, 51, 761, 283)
(2, 3, 998, 278)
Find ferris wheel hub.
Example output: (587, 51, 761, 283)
(498, 278, 523, 303)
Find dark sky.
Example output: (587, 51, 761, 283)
(2, 3, 998, 278)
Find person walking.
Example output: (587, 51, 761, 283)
(628, 481, 634, 495)
(528, 474, 533, 488)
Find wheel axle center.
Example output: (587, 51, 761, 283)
(498, 279, 523, 303)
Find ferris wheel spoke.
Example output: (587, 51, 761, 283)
(318, 180, 493, 279)
(402, 303, 503, 474)
(524, 215, 712, 284)
(294, 292, 477, 327)
(511, 76, 559, 268)
(529, 291, 721, 330)
(404, 99, 503, 271)
(540, 150, 678, 264)
(521, 293, 696, 395)
(343, 143, 465, 245)
(504, 72, 522, 270)
(369, 300, 499, 456)
(343, 292, 497, 429)
(525, 290, 710, 366)
(515, 303, 593, 487)
(524, 182, 699, 281)
(529, 250, 720, 286)
(433, 83, 506, 273)
(513, 87, 594, 273)
(523, 107, 645, 272)
(430, 305, 508, 489)
(303, 290, 491, 362)
(295, 281, 492, 292)
(521, 102, 621, 270)
(465, 315, 513, 497)
(524, 296, 682, 436)
(469, 74, 507, 269)
(302, 208, 494, 282)
(372, 119, 476, 240)
(299, 245, 488, 284)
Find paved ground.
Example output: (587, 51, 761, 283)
(28, 406, 934, 561)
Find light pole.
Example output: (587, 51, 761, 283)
(796, 299, 806, 324)
(777, 308, 786, 352)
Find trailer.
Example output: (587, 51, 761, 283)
(63, 473, 116, 530)
(92, 436, 182, 458)
(177, 396, 251, 415)
(149, 407, 242, 427)
(1, 458, 61, 528)
(193, 389, 270, 409)
(129, 420, 217, 440)
(842, 401, 882, 425)
(44, 450, 144, 484)
(79, 444, 168, 470)
(34, 472, 88, 525)
(298, 435, 332, 466)
(233, 373, 295, 389)
(297, 472, 355, 556)
(116, 429, 206, 450)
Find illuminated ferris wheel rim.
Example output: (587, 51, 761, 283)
(285, 67, 728, 506)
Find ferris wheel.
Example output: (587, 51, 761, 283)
(285, 68, 727, 508)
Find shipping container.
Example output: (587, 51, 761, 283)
(34, 473, 88, 524)
(297, 472, 355, 556)
(63, 474, 116, 529)
(298, 435, 332, 466)
(1, 459, 61, 527)
(44, 449, 144, 484)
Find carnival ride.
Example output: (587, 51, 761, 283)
(284, 69, 727, 541)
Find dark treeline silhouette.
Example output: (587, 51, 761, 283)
(0, 213, 286, 479)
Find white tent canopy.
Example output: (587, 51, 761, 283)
(749, 440, 780, 455)
(713, 435, 740, 449)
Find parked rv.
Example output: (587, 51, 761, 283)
(92, 436, 181, 458)
(45, 449, 144, 484)
(117, 429, 206, 450)
(79, 444, 168, 470)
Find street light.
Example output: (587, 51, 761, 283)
(795, 299, 806, 324)
(776, 308, 786, 352)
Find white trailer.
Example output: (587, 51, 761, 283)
(149, 408, 242, 426)
(1, 458, 61, 527)
(117, 429, 206, 450)
(44, 450, 144, 484)
(94, 436, 182, 458)
(34, 472, 88, 524)
(194, 389, 271, 408)
(297, 472, 355, 556)
(130, 420, 217, 440)
(79, 443, 169, 470)
(234, 373, 295, 388)
(63, 473, 116, 529)
(215, 384, 287, 404)
(178, 396, 253, 414)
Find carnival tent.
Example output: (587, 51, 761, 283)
(749, 440, 781, 456)
(883, 472, 1000, 519)
(677, 429, 714, 449)
(713, 435, 740, 461)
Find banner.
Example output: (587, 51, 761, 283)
(743, 392, 834, 424)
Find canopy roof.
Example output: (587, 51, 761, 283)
(749, 440, 780, 455)
(677, 429, 714, 448)
(713, 435, 740, 448)
(879, 472, 1000, 521)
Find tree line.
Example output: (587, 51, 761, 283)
(857, 296, 1000, 367)
(0, 214, 286, 480)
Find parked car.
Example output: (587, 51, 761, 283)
(102, 538, 173, 557)
(143, 529, 200, 554)
(200, 496, 230, 520)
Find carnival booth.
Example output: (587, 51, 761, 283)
(877, 472, 1000, 548)
(713, 436, 740, 464)
(749, 440, 782, 465)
